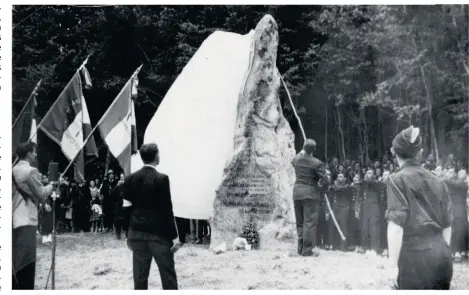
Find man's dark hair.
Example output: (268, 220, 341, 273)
(139, 143, 159, 164)
(16, 142, 36, 160)
(303, 139, 316, 154)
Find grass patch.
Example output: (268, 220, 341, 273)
(35, 232, 469, 290)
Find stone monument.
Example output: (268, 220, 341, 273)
(210, 15, 296, 250)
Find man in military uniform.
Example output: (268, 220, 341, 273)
(379, 170, 390, 256)
(292, 139, 329, 257)
(348, 173, 361, 250)
(355, 169, 382, 255)
(328, 172, 353, 251)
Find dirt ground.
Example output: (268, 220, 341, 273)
(35, 232, 469, 290)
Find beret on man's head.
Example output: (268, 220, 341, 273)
(392, 125, 422, 159)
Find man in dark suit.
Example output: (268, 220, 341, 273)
(291, 139, 329, 257)
(123, 143, 180, 290)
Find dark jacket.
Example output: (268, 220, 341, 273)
(123, 166, 178, 242)
(330, 183, 354, 207)
(101, 178, 117, 212)
(112, 182, 125, 219)
(291, 152, 329, 201)
(386, 159, 453, 237)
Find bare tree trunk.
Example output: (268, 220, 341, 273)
(420, 65, 440, 163)
(347, 109, 352, 161)
(354, 110, 364, 165)
(361, 108, 370, 163)
(336, 104, 346, 164)
(333, 107, 341, 163)
(377, 108, 382, 159)
(325, 97, 328, 161)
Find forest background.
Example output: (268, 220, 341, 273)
(12, 5, 469, 175)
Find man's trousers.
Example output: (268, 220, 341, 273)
(12, 226, 37, 290)
(294, 199, 319, 255)
(328, 205, 350, 250)
(103, 201, 115, 231)
(348, 206, 360, 247)
(317, 203, 329, 247)
(360, 202, 381, 252)
(379, 203, 388, 251)
(175, 217, 190, 243)
(115, 206, 132, 239)
(128, 238, 178, 290)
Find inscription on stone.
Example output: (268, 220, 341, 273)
(220, 152, 274, 214)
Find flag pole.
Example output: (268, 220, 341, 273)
(60, 64, 143, 178)
(12, 57, 91, 167)
(12, 79, 42, 129)
(278, 68, 345, 241)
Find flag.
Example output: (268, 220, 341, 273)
(131, 76, 139, 98)
(73, 91, 98, 182)
(12, 93, 39, 156)
(39, 70, 98, 182)
(81, 66, 92, 89)
(99, 77, 138, 176)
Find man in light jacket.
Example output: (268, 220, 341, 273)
(12, 142, 54, 289)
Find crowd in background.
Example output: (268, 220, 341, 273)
(36, 151, 468, 262)
(316, 152, 469, 263)
(37, 170, 211, 246)
(37, 170, 126, 243)
(325, 152, 467, 183)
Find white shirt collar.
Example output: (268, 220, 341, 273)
(143, 164, 157, 171)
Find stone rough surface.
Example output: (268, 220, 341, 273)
(210, 15, 296, 250)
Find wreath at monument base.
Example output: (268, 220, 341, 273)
(240, 222, 259, 249)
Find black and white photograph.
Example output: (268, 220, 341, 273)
(8, 3, 469, 290)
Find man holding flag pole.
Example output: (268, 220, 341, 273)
(17, 56, 98, 290)
(280, 71, 345, 256)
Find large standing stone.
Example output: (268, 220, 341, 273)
(136, 30, 254, 220)
(210, 15, 296, 250)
